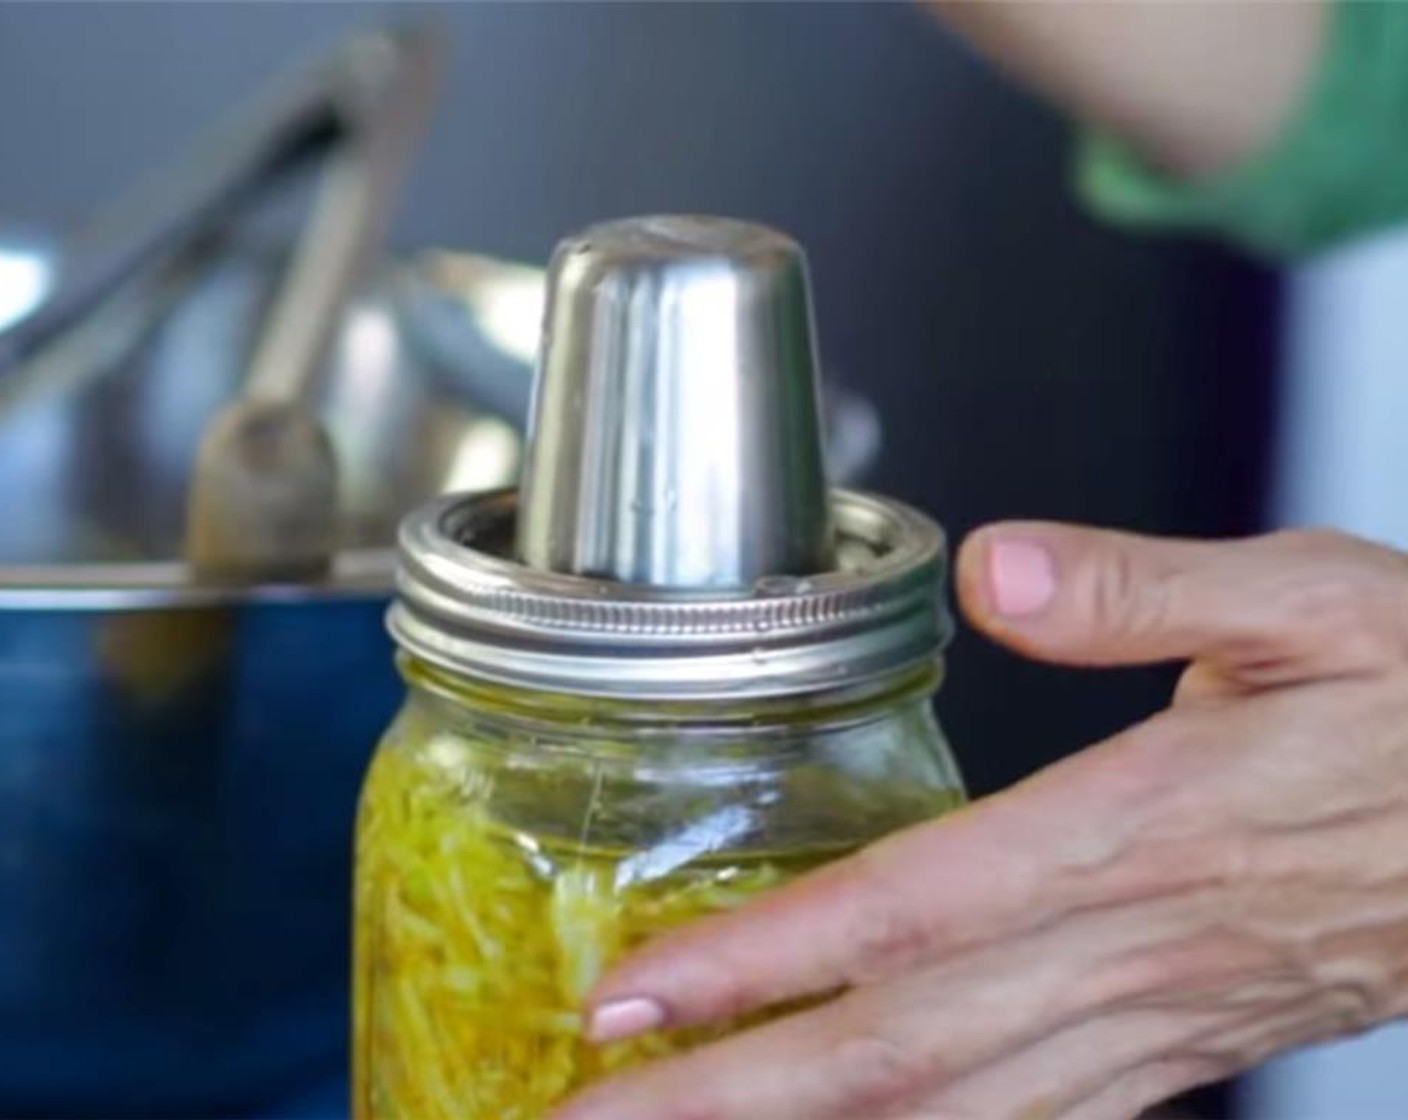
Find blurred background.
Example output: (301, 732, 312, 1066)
(0, 2, 1325, 1117)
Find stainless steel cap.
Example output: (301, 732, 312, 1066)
(515, 215, 834, 589)
(390, 489, 950, 701)
(389, 214, 951, 702)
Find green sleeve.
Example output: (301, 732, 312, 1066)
(1076, 0, 1408, 259)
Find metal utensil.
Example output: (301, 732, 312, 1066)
(0, 25, 425, 374)
(185, 27, 440, 582)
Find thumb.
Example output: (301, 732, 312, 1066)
(956, 523, 1403, 675)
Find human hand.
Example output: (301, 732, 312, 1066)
(551, 524, 1408, 1120)
(926, 2, 1323, 178)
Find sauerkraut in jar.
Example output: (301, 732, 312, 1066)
(355, 215, 964, 1119)
(352, 661, 963, 1120)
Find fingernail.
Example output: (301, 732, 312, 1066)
(988, 539, 1056, 617)
(587, 996, 667, 1043)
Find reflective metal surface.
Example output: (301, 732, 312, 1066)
(0, 239, 877, 576)
(0, 24, 392, 372)
(516, 215, 835, 588)
(185, 27, 440, 583)
(393, 488, 950, 701)
(389, 214, 940, 705)
(0, 247, 520, 573)
(0, 224, 55, 334)
(390, 245, 883, 487)
(238, 28, 440, 408)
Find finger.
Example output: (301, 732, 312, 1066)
(564, 825, 1272, 1120)
(580, 789, 1053, 1040)
(552, 992, 932, 1120)
(957, 523, 1407, 679)
(581, 695, 1242, 1043)
(558, 930, 1117, 1120)
(580, 701, 1221, 1042)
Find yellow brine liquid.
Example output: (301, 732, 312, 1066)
(352, 706, 961, 1120)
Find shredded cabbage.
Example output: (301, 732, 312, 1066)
(352, 720, 961, 1119)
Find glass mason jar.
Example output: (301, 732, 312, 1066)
(352, 490, 964, 1119)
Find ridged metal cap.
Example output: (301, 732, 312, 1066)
(390, 489, 949, 700)
(389, 214, 950, 701)
(515, 215, 834, 589)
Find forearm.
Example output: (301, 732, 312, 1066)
(928, 1, 1327, 177)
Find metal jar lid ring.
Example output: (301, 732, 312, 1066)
(389, 488, 951, 701)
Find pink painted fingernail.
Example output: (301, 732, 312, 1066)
(588, 996, 667, 1043)
(989, 539, 1056, 617)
